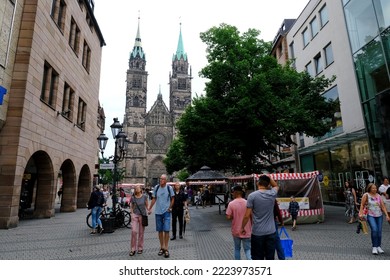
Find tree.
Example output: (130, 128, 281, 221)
(170, 24, 337, 174)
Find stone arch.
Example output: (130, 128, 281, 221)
(29, 151, 55, 218)
(77, 164, 91, 208)
(59, 159, 77, 212)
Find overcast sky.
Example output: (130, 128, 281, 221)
(93, 0, 309, 156)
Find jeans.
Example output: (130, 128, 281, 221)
(275, 222, 285, 260)
(251, 232, 277, 260)
(366, 215, 383, 247)
(233, 236, 251, 260)
(91, 206, 102, 229)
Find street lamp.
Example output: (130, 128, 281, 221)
(110, 118, 128, 212)
(97, 133, 108, 158)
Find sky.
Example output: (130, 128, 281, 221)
(93, 0, 309, 156)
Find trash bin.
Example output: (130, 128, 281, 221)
(101, 217, 115, 233)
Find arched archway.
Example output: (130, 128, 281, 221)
(27, 151, 55, 218)
(59, 159, 77, 212)
(77, 164, 91, 208)
(148, 156, 166, 187)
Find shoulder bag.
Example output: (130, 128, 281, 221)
(134, 196, 148, 227)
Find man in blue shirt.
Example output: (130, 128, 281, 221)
(241, 174, 279, 260)
(148, 174, 175, 258)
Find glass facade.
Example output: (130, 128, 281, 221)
(301, 138, 373, 204)
(344, 0, 390, 180)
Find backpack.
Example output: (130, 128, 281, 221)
(96, 192, 104, 206)
(155, 184, 173, 201)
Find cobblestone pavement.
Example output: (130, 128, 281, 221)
(0, 203, 389, 260)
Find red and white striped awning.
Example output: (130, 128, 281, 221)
(229, 171, 319, 182)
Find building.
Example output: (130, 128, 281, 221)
(285, 0, 372, 204)
(342, 0, 390, 186)
(122, 19, 192, 188)
(0, 0, 105, 228)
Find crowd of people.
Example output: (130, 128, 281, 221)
(86, 174, 390, 259)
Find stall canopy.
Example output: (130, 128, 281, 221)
(186, 166, 228, 185)
(229, 171, 324, 224)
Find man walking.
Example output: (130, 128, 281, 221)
(148, 174, 175, 258)
(171, 182, 188, 240)
(226, 185, 252, 260)
(241, 175, 279, 260)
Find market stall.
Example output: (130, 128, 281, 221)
(229, 171, 324, 224)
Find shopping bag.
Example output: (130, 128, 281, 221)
(279, 226, 293, 258)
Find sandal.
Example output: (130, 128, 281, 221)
(164, 250, 170, 258)
(158, 249, 165, 256)
(137, 250, 143, 254)
(129, 251, 136, 256)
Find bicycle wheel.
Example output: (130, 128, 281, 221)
(123, 210, 131, 228)
(86, 213, 93, 228)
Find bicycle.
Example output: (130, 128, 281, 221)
(86, 205, 131, 229)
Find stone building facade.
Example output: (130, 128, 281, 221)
(0, 0, 105, 228)
(122, 20, 192, 187)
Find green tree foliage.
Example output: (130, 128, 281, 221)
(170, 24, 337, 174)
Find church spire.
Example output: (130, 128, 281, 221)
(130, 13, 145, 60)
(173, 22, 187, 61)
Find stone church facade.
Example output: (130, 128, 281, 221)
(121, 19, 192, 188)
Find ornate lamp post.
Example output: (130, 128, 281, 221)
(110, 118, 128, 212)
(97, 133, 108, 158)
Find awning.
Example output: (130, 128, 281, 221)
(187, 180, 227, 185)
(298, 129, 367, 155)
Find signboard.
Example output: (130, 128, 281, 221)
(100, 163, 114, 169)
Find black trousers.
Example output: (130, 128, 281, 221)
(171, 209, 184, 237)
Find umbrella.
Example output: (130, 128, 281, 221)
(183, 209, 190, 234)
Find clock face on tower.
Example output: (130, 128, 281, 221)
(153, 133, 166, 148)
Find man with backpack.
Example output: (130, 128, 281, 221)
(87, 185, 105, 235)
(148, 174, 175, 258)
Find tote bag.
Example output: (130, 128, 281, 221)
(279, 226, 294, 258)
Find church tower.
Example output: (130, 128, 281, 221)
(169, 23, 192, 136)
(122, 17, 147, 184)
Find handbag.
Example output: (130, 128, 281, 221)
(278, 226, 293, 258)
(133, 196, 148, 227)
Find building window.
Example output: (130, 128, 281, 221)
(289, 41, 296, 68)
(374, 0, 390, 30)
(76, 98, 87, 129)
(69, 17, 80, 55)
(82, 40, 91, 72)
(305, 61, 314, 77)
(62, 82, 74, 120)
(41, 62, 59, 108)
(132, 76, 142, 88)
(310, 16, 319, 37)
(323, 86, 343, 131)
(314, 53, 323, 75)
(324, 43, 334, 66)
(344, 0, 378, 53)
(51, 0, 66, 32)
(178, 78, 186, 90)
(299, 133, 305, 148)
(0, 0, 15, 67)
(302, 28, 310, 47)
(319, 4, 329, 27)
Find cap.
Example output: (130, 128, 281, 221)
(232, 185, 243, 193)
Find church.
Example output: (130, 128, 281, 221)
(121, 19, 192, 188)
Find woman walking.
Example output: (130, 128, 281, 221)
(344, 181, 358, 223)
(359, 183, 390, 255)
(129, 185, 149, 256)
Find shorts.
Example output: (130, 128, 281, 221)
(291, 214, 298, 220)
(155, 211, 171, 232)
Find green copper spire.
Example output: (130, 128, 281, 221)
(173, 22, 187, 61)
(130, 15, 145, 59)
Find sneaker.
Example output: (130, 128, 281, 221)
(90, 230, 96, 235)
(99, 228, 104, 234)
(377, 247, 385, 254)
(372, 247, 378, 255)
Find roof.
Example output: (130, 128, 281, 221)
(187, 166, 228, 181)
